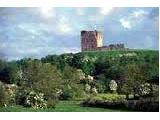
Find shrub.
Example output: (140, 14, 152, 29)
(137, 83, 151, 97)
(25, 91, 47, 109)
(82, 98, 126, 109)
(151, 84, 159, 101)
(92, 93, 126, 102)
(109, 80, 117, 93)
(16, 89, 47, 109)
(59, 86, 75, 100)
(126, 99, 159, 112)
(0, 82, 17, 107)
(4, 84, 17, 106)
(21, 61, 62, 99)
(60, 85, 86, 100)
(85, 84, 91, 93)
(91, 87, 98, 94)
(82, 98, 159, 111)
(46, 97, 57, 108)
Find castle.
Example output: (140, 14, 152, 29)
(81, 30, 127, 52)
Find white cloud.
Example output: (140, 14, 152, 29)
(119, 18, 132, 29)
(39, 7, 55, 18)
(55, 16, 73, 34)
(76, 8, 85, 16)
(100, 7, 113, 15)
(119, 9, 148, 30)
(57, 23, 73, 34)
(132, 10, 148, 18)
(18, 24, 41, 35)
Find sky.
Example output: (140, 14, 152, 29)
(0, 7, 159, 60)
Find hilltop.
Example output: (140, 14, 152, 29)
(41, 49, 158, 78)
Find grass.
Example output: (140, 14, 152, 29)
(0, 101, 129, 112)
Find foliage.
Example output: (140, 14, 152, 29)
(16, 89, 47, 109)
(0, 50, 159, 110)
(121, 64, 149, 98)
(126, 99, 159, 112)
(25, 91, 47, 108)
(21, 60, 62, 99)
(46, 97, 57, 108)
(91, 87, 98, 94)
(0, 82, 7, 107)
(82, 98, 159, 112)
(60, 85, 86, 100)
(91, 93, 126, 102)
(95, 74, 110, 93)
(0, 82, 17, 107)
(85, 84, 91, 93)
(109, 80, 118, 93)
(60, 86, 74, 100)
(70, 53, 95, 75)
(137, 83, 151, 97)
(60, 66, 86, 100)
(0, 60, 21, 84)
(151, 84, 159, 101)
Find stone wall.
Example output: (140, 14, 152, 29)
(81, 30, 103, 51)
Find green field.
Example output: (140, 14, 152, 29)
(0, 101, 129, 112)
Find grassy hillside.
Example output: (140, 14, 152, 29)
(78, 49, 158, 58)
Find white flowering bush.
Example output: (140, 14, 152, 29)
(85, 84, 91, 92)
(0, 82, 17, 106)
(76, 69, 85, 80)
(91, 87, 98, 94)
(16, 89, 47, 109)
(138, 83, 151, 97)
(25, 91, 47, 109)
(4, 84, 17, 105)
(109, 80, 117, 93)
(87, 75, 94, 80)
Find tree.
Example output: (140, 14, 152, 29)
(122, 64, 148, 98)
(94, 57, 110, 75)
(60, 66, 86, 100)
(21, 60, 62, 101)
(0, 60, 10, 84)
(71, 54, 95, 75)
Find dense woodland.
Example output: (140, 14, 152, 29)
(0, 50, 159, 111)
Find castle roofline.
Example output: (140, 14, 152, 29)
(81, 30, 102, 35)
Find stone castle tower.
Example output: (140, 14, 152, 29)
(81, 30, 103, 51)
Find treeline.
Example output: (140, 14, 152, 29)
(42, 50, 159, 96)
(0, 50, 159, 108)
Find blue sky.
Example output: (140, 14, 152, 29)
(0, 7, 159, 60)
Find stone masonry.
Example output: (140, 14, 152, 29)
(81, 30, 103, 51)
(81, 30, 127, 52)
